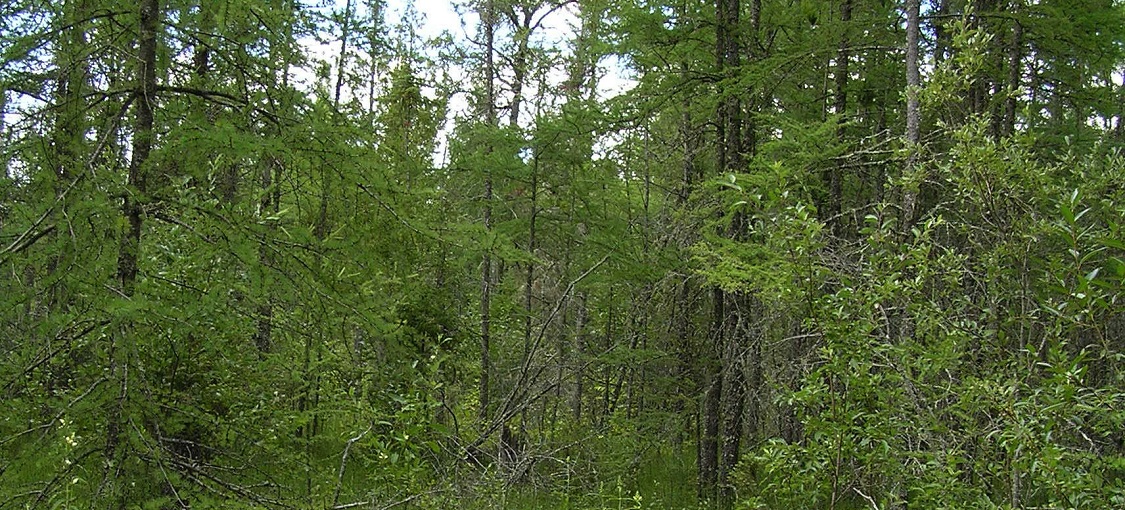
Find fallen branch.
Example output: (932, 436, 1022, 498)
(332, 425, 373, 507)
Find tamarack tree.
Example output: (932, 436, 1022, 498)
(0, 0, 1121, 508)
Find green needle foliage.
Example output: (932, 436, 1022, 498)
(1, 0, 1122, 508)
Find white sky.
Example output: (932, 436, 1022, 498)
(304, 0, 635, 105)
(0, 0, 635, 171)
(299, 0, 635, 165)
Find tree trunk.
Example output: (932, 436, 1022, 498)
(901, 0, 922, 229)
(255, 156, 279, 355)
(701, 0, 748, 501)
(479, 0, 497, 426)
(1004, 7, 1023, 137)
(698, 288, 724, 499)
(905, 0, 920, 147)
(521, 154, 538, 432)
(47, 0, 89, 312)
(572, 291, 587, 423)
(829, 0, 851, 234)
(506, 5, 533, 128)
(333, 0, 354, 112)
(968, 0, 991, 120)
(718, 301, 746, 506)
(104, 0, 158, 502)
(934, 0, 950, 64)
(117, 0, 157, 298)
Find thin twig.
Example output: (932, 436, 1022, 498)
(854, 487, 880, 510)
(332, 425, 372, 507)
(332, 489, 446, 510)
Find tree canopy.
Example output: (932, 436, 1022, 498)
(1, 0, 1123, 508)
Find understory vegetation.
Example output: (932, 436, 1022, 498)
(1, 0, 1123, 508)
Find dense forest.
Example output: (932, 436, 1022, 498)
(1, 0, 1123, 507)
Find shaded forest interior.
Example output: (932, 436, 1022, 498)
(2, 0, 1124, 508)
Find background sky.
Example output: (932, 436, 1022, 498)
(303, 0, 635, 164)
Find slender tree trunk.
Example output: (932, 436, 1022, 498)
(989, 14, 1005, 139)
(636, 292, 650, 422)
(701, 0, 747, 499)
(572, 292, 587, 422)
(117, 0, 157, 305)
(699, 382, 721, 498)
(47, 0, 89, 312)
(54, 0, 88, 186)
(561, 1, 600, 429)
(479, 0, 497, 425)
(901, 0, 922, 229)
(601, 294, 613, 425)
(333, 0, 354, 113)
(565, 2, 599, 100)
(715, 0, 749, 503)
(718, 294, 748, 506)
(507, 5, 533, 128)
(669, 0, 703, 452)
(0, 92, 6, 178)
(875, 73, 888, 205)
(905, 0, 920, 147)
(190, 1, 238, 205)
(255, 0, 296, 356)
(969, 0, 991, 119)
(517, 144, 539, 439)
(104, 0, 158, 502)
(829, 0, 851, 234)
(298, 2, 353, 490)
(719, 362, 745, 505)
(715, 0, 742, 172)
(897, 7, 924, 507)
(673, 278, 695, 448)
(1117, 93, 1124, 140)
(675, 22, 698, 444)
(256, 156, 279, 355)
(698, 289, 723, 499)
(366, 1, 384, 114)
(1004, 7, 1023, 137)
(934, 0, 950, 64)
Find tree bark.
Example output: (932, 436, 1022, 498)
(46, 0, 89, 311)
(117, 0, 157, 298)
(333, 0, 354, 112)
(255, 157, 279, 355)
(934, 0, 950, 64)
(719, 301, 746, 505)
(479, 0, 497, 426)
(572, 292, 587, 422)
(700, 0, 749, 501)
(506, 5, 533, 128)
(254, 0, 296, 356)
(718, 0, 749, 502)
(698, 288, 723, 499)
(905, 0, 920, 147)
(901, 0, 922, 229)
(104, 0, 158, 502)
(1004, 5, 1023, 137)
